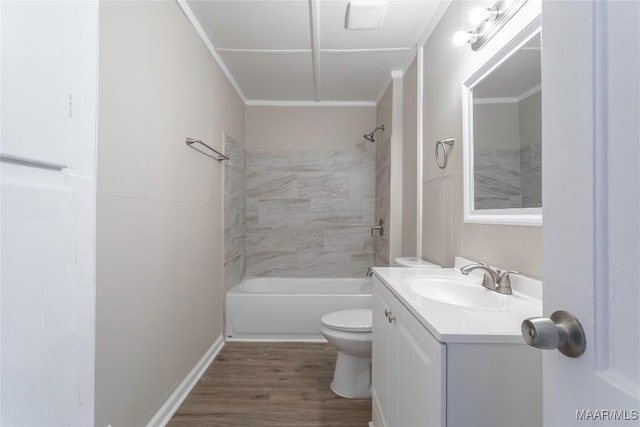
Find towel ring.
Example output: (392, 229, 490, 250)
(435, 138, 455, 169)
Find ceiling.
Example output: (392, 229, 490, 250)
(185, 0, 446, 104)
(473, 34, 541, 99)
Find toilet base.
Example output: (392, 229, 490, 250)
(330, 352, 372, 398)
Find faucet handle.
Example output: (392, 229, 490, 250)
(496, 269, 519, 294)
(479, 272, 497, 291)
(497, 269, 519, 281)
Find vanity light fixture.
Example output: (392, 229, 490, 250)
(468, 6, 499, 26)
(452, 0, 528, 50)
(453, 30, 479, 47)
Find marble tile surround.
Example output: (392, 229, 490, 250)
(374, 136, 391, 267)
(474, 147, 523, 209)
(245, 149, 375, 277)
(474, 145, 541, 210)
(224, 135, 246, 290)
(520, 144, 542, 208)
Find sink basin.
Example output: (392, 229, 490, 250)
(405, 276, 528, 311)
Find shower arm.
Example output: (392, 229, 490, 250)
(364, 124, 385, 143)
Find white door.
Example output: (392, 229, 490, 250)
(540, 1, 640, 425)
(1, 1, 98, 424)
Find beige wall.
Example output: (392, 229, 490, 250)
(474, 102, 520, 150)
(421, 0, 542, 277)
(96, 1, 244, 426)
(245, 105, 376, 151)
(402, 59, 418, 256)
(519, 90, 542, 149)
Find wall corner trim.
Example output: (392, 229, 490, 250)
(176, 0, 248, 103)
(146, 336, 225, 427)
(418, 0, 453, 47)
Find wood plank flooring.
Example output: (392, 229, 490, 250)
(168, 342, 372, 427)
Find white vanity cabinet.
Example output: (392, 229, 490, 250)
(372, 277, 445, 427)
(371, 276, 542, 427)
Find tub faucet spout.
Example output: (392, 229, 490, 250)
(366, 267, 374, 277)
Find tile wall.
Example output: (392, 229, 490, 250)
(245, 150, 375, 277)
(374, 136, 391, 266)
(520, 143, 542, 208)
(224, 134, 246, 290)
(474, 147, 523, 209)
(474, 144, 542, 209)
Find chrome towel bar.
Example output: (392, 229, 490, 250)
(185, 138, 229, 162)
(435, 138, 454, 169)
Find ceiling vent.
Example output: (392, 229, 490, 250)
(345, 1, 387, 30)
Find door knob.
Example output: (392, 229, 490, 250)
(521, 310, 586, 358)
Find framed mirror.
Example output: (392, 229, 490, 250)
(461, 20, 542, 226)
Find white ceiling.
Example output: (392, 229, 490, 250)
(473, 34, 541, 99)
(185, 0, 446, 104)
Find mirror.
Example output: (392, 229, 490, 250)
(462, 22, 542, 226)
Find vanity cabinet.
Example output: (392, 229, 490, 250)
(371, 276, 542, 427)
(372, 277, 445, 427)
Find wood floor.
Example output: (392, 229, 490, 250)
(168, 342, 372, 427)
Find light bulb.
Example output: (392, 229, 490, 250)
(469, 7, 489, 25)
(453, 30, 470, 46)
(469, 6, 499, 25)
(452, 30, 478, 47)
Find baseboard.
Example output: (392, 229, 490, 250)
(225, 337, 328, 343)
(146, 335, 225, 427)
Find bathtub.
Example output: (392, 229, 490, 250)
(226, 277, 372, 341)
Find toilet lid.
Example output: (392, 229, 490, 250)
(321, 309, 372, 332)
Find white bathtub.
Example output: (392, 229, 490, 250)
(226, 277, 373, 341)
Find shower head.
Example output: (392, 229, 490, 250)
(364, 125, 385, 143)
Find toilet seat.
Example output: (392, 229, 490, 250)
(321, 309, 372, 332)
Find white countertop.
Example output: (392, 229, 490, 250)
(372, 264, 542, 345)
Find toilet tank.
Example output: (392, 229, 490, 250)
(393, 257, 441, 268)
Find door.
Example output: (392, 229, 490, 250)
(541, 1, 640, 425)
(393, 305, 445, 427)
(1, 1, 98, 424)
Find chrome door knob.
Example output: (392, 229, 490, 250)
(521, 310, 586, 358)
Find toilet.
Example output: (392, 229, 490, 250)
(321, 309, 373, 398)
(321, 257, 441, 399)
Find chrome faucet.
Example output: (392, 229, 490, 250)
(459, 262, 519, 295)
(366, 267, 374, 277)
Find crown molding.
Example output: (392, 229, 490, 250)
(176, 0, 247, 103)
(245, 100, 377, 107)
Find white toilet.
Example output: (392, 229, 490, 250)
(321, 257, 441, 399)
(321, 309, 373, 398)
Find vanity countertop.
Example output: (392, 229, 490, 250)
(372, 264, 542, 344)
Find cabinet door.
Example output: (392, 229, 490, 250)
(392, 298, 446, 427)
(372, 278, 394, 427)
